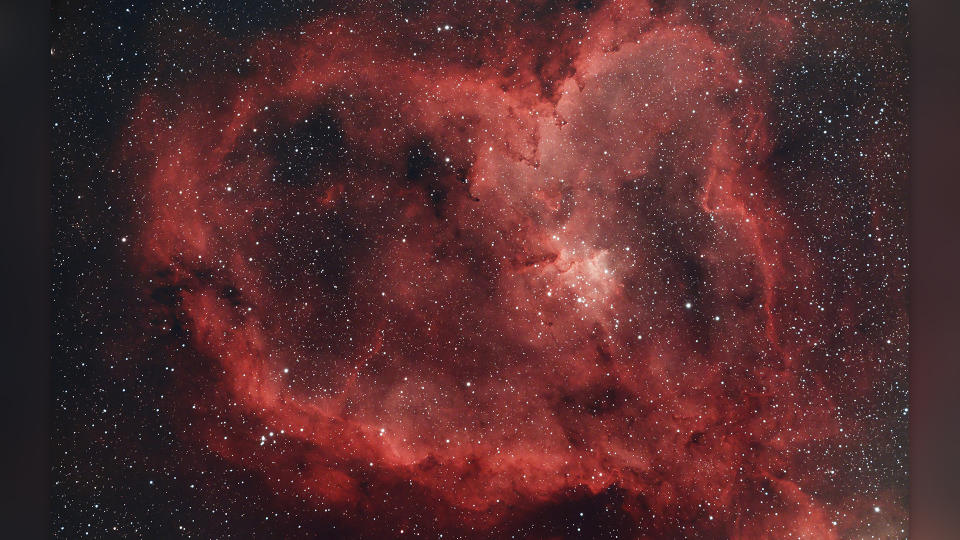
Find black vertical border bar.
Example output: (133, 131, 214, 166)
(0, 0, 50, 538)
(912, 0, 960, 539)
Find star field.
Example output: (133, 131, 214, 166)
(52, 1, 908, 538)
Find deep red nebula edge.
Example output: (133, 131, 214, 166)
(116, 1, 907, 537)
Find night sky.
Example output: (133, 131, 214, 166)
(51, 1, 909, 538)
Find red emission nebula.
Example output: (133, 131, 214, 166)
(116, 1, 907, 538)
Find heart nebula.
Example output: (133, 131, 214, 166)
(119, 1, 907, 537)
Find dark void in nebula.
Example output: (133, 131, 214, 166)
(53, 0, 908, 538)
